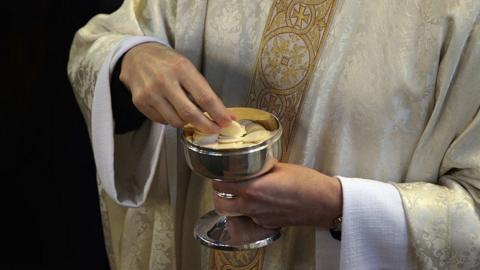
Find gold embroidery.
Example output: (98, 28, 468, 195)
(248, 0, 337, 157)
(209, 249, 264, 270)
(210, 1, 337, 269)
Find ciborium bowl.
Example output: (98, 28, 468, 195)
(182, 108, 282, 182)
(181, 107, 283, 250)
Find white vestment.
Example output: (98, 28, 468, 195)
(68, 0, 480, 269)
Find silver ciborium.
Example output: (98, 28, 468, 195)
(181, 107, 283, 250)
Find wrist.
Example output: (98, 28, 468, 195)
(328, 177, 343, 240)
(312, 174, 343, 228)
(329, 176, 343, 221)
(119, 42, 164, 87)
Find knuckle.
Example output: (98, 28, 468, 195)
(143, 85, 156, 96)
(170, 56, 190, 73)
(170, 119, 185, 128)
(196, 93, 216, 107)
(218, 114, 231, 123)
(242, 185, 260, 201)
(178, 107, 197, 121)
(155, 74, 167, 87)
(132, 94, 146, 108)
(118, 72, 128, 84)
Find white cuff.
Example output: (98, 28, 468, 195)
(338, 177, 409, 270)
(91, 36, 170, 207)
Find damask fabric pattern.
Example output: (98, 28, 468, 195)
(209, 1, 337, 269)
(68, 0, 480, 269)
(393, 5, 480, 269)
(248, 0, 337, 158)
(396, 182, 480, 269)
(68, 1, 179, 269)
(210, 249, 265, 270)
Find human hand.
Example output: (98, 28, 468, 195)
(120, 42, 233, 133)
(212, 163, 343, 229)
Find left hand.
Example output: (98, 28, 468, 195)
(212, 162, 343, 229)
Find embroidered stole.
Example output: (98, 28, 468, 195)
(210, 0, 337, 269)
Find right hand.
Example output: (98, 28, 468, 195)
(119, 42, 233, 133)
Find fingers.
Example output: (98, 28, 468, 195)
(132, 95, 166, 124)
(163, 81, 220, 133)
(212, 180, 286, 229)
(178, 64, 232, 127)
(212, 192, 244, 216)
(124, 44, 231, 131)
(229, 111, 238, 121)
(132, 86, 184, 126)
(212, 181, 245, 216)
(212, 181, 244, 196)
(150, 100, 184, 128)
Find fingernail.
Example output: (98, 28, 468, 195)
(220, 117, 233, 128)
(219, 122, 228, 128)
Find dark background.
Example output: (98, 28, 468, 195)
(3, 1, 122, 269)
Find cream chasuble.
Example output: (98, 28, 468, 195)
(68, 0, 480, 269)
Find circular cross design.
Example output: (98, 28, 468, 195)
(288, 3, 313, 30)
(261, 33, 310, 90)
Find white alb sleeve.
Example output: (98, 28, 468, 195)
(337, 177, 410, 270)
(91, 36, 170, 207)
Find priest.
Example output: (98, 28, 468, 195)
(68, 0, 480, 269)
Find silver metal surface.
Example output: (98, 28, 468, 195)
(194, 210, 281, 251)
(181, 113, 282, 182)
(214, 190, 238, 200)
(182, 108, 283, 250)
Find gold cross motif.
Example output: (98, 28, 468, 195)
(292, 4, 310, 28)
(212, 0, 338, 268)
(248, 0, 337, 158)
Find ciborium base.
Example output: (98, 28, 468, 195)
(194, 210, 281, 251)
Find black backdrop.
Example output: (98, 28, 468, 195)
(3, 1, 122, 269)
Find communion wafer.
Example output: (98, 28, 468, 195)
(218, 136, 243, 144)
(242, 130, 271, 143)
(219, 121, 246, 137)
(193, 132, 219, 145)
(245, 123, 265, 133)
(189, 119, 272, 149)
